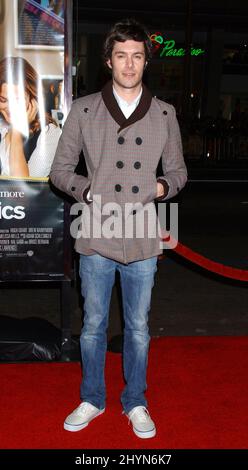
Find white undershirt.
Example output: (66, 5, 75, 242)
(113, 86, 142, 119)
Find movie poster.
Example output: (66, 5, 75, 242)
(0, 179, 64, 280)
(0, 0, 70, 279)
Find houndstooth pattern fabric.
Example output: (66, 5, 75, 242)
(50, 86, 187, 264)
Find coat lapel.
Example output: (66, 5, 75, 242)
(101, 80, 152, 133)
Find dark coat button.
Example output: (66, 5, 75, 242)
(132, 186, 139, 193)
(132, 210, 136, 216)
(116, 161, 124, 168)
(163, 110, 167, 115)
(118, 136, 125, 144)
(115, 184, 122, 192)
(135, 137, 142, 145)
(71, 186, 76, 191)
(134, 161, 141, 169)
(84, 107, 89, 113)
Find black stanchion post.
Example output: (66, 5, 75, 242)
(60, 279, 72, 361)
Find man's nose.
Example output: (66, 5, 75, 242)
(126, 56, 134, 68)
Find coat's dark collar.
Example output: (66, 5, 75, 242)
(101, 80, 152, 133)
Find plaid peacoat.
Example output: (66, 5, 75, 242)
(50, 81, 187, 264)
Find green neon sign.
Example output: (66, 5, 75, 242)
(150, 34, 205, 58)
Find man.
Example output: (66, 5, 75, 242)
(50, 18, 187, 439)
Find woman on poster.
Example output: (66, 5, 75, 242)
(0, 56, 61, 178)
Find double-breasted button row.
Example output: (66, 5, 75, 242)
(114, 184, 139, 193)
(111, 209, 137, 216)
(118, 136, 125, 144)
(132, 186, 139, 193)
(116, 161, 141, 169)
(117, 136, 143, 145)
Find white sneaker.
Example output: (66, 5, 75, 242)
(127, 406, 156, 439)
(64, 402, 105, 432)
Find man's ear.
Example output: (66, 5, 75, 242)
(106, 59, 112, 70)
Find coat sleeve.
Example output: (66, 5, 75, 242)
(49, 101, 90, 203)
(157, 104, 187, 201)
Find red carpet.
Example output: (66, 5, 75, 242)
(0, 337, 248, 449)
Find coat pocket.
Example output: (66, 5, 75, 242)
(141, 175, 158, 205)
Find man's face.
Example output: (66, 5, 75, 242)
(107, 40, 147, 90)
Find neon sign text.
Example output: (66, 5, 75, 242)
(150, 34, 205, 57)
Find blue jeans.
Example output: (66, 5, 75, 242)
(79, 253, 157, 414)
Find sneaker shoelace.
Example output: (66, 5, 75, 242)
(128, 406, 151, 425)
(76, 402, 93, 415)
